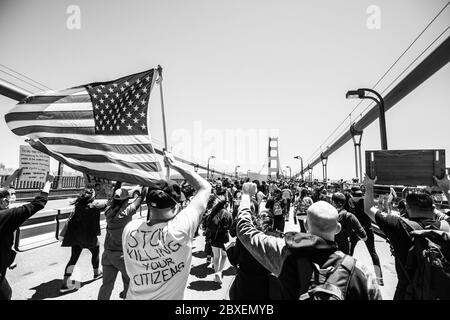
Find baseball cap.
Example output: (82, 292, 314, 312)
(406, 192, 433, 210)
(332, 192, 346, 205)
(113, 188, 130, 200)
(351, 185, 363, 196)
(146, 180, 186, 209)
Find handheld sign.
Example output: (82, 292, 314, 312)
(83, 173, 115, 199)
(365, 149, 446, 186)
(19, 145, 50, 184)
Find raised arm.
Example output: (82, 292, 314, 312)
(434, 174, 450, 204)
(237, 182, 286, 276)
(164, 152, 211, 214)
(1, 168, 23, 188)
(362, 174, 378, 222)
(127, 186, 148, 213)
(0, 173, 54, 233)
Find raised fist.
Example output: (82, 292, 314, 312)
(242, 182, 257, 197)
(163, 151, 176, 168)
(46, 173, 55, 183)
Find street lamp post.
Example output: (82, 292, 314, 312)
(308, 165, 313, 184)
(235, 165, 240, 179)
(346, 88, 387, 150)
(294, 156, 304, 182)
(207, 155, 216, 180)
(350, 123, 363, 182)
(247, 169, 250, 178)
(320, 153, 328, 183)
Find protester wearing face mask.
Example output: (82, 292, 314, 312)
(0, 171, 54, 300)
(59, 187, 108, 293)
(97, 186, 147, 300)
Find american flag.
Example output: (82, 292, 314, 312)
(5, 68, 163, 185)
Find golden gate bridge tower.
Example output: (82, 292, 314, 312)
(268, 137, 281, 180)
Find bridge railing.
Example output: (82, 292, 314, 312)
(13, 203, 149, 252)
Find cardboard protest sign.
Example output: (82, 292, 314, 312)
(19, 145, 50, 183)
(83, 173, 115, 199)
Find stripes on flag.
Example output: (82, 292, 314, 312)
(5, 68, 164, 186)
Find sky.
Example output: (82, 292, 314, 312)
(0, 0, 449, 180)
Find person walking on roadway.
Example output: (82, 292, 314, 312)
(122, 152, 211, 300)
(97, 186, 147, 300)
(59, 187, 107, 293)
(0, 170, 54, 300)
(236, 182, 382, 300)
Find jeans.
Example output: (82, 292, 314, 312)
(274, 215, 285, 233)
(64, 245, 100, 277)
(350, 227, 382, 270)
(98, 250, 129, 300)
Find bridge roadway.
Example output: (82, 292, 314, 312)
(8, 201, 397, 300)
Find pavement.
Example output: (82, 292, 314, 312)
(7, 203, 397, 300)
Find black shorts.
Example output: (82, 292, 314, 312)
(211, 241, 226, 250)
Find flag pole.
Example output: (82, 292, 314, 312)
(157, 65, 170, 180)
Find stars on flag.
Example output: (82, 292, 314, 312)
(87, 73, 153, 135)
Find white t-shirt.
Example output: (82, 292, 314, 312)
(122, 205, 201, 300)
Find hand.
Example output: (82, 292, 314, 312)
(141, 186, 149, 199)
(225, 241, 236, 251)
(363, 174, 377, 190)
(12, 168, 23, 179)
(163, 151, 176, 168)
(242, 182, 257, 197)
(433, 174, 450, 192)
(45, 173, 55, 183)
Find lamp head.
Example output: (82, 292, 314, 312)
(346, 89, 365, 99)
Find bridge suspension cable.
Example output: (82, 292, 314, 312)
(302, 33, 450, 175)
(304, 2, 450, 166)
(0, 63, 52, 91)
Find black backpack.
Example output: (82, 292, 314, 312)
(400, 218, 450, 300)
(298, 252, 356, 300)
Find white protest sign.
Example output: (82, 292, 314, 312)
(19, 145, 50, 183)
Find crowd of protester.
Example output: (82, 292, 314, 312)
(1, 153, 450, 300)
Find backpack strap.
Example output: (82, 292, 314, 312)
(297, 257, 315, 300)
(394, 218, 424, 285)
(400, 217, 423, 232)
(325, 253, 356, 299)
(298, 252, 356, 300)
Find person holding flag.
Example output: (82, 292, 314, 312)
(122, 152, 211, 300)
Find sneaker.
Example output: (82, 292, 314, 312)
(59, 285, 77, 293)
(59, 280, 80, 293)
(119, 291, 126, 299)
(93, 270, 103, 279)
(214, 273, 222, 284)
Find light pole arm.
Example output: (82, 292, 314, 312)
(363, 95, 388, 150)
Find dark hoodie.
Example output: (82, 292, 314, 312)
(236, 194, 382, 300)
(0, 192, 48, 276)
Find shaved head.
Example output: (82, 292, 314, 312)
(306, 201, 341, 241)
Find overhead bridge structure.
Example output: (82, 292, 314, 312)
(301, 35, 450, 176)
